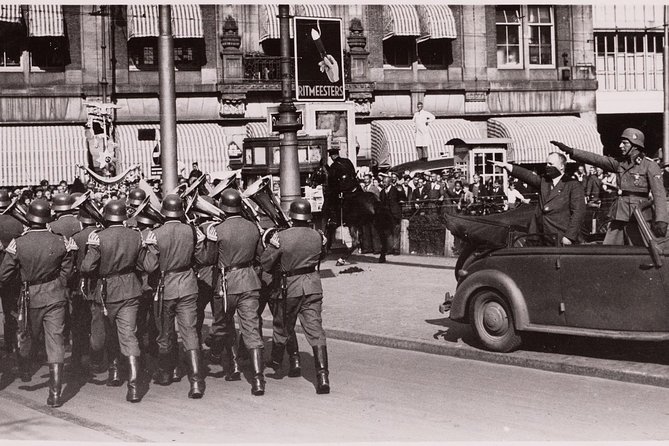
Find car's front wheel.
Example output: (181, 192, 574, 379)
(469, 290, 522, 352)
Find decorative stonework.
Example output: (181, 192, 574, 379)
(220, 15, 241, 51)
(347, 18, 367, 53)
(219, 98, 246, 116)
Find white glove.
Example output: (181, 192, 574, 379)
(196, 228, 206, 244)
(87, 232, 100, 246)
(269, 232, 281, 249)
(64, 237, 79, 253)
(206, 225, 218, 242)
(143, 231, 157, 246)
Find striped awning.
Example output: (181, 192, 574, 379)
(127, 5, 203, 39)
(246, 122, 274, 139)
(417, 5, 457, 42)
(487, 116, 603, 164)
(0, 125, 87, 187)
(115, 123, 229, 179)
(0, 5, 22, 25)
(259, 4, 294, 42)
(371, 119, 484, 167)
(296, 5, 333, 18)
(28, 5, 63, 37)
(383, 5, 421, 41)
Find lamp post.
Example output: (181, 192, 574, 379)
(158, 5, 178, 194)
(272, 4, 302, 211)
(663, 5, 669, 165)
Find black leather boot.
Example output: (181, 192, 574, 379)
(126, 356, 141, 403)
(171, 348, 182, 382)
(286, 335, 301, 378)
(237, 338, 250, 362)
(47, 363, 63, 407)
(153, 352, 173, 386)
(107, 358, 122, 387)
(224, 343, 241, 381)
(16, 354, 32, 382)
(89, 350, 106, 375)
(265, 342, 285, 371)
(187, 349, 205, 399)
(250, 348, 265, 396)
(313, 346, 330, 394)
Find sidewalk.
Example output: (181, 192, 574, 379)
(288, 251, 669, 388)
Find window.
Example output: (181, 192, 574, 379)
(495, 5, 555, 68)
(128, 37, 204, 70)
(595, 32, 664, 91)
(417, 39, 453, 68)
(30, 37, 67, 71)
(473, 149, 507, 190)
(383, 36, 416, 68)
(0, 41, 22, 70)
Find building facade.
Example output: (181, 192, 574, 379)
(0, 4, 606, 188)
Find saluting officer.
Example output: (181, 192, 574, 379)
(50, 193, 83, 238)
(0, 190, 24, 355)
(0, 199, 78, 407)
(205, 189, 266, 396)
(552, 129, 669, 244)
(260, 199, 330, 394)
(80, 199, 152, 403)
(143, 194, 208, 399)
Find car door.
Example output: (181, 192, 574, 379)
(559, 244, 668, 332)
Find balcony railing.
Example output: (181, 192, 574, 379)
(242, 52, 352, 83)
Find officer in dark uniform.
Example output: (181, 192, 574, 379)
(80, 199, 152, 403)
(205, 189, 266, 395)
(327, 147, 359, 194)
(69, 197, 100, 372)
(552, 128, 669, 244)
(0, 190, 24, 354)
(125, 188, 147, 229)
(143, 194, 207, 399)
(0, 199, 77, 407)
(50, 193, 82, 238)
(260, 199, 330, 394)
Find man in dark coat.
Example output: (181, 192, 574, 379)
(492, 152, 586, 245)
(379, 175, 406, 260)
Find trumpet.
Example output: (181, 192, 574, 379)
(243, 176, 292, 247)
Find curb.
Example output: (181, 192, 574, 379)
(273, 319, 669, 389)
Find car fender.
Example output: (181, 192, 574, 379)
(450, 269, 530, 329)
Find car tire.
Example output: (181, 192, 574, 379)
(469, 290, 522, 353)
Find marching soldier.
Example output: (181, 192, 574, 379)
(552, 128, 669, 244)
(143, 194, 207, 399)
(125, 188, 147, 229)
(134, 208, 160, 361)
(50, 193, 83, 238)
(80, 199, 152, 403)
(0, 190, 24, 355)
(205, 189, 266, 396)
(260, 199, 330, 394)
(0, 199, 78, 407)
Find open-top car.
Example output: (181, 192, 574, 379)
(444, 206, 669, 352)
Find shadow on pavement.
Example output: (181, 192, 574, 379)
(339, 254, 455, 270)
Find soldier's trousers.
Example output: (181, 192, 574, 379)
(69, 293, 91, 361)
(196, 280, 214, 345)
(136, 293, 158, 354)
(156, 294, 199, 354)
(0, 282, 19, 352)
(90, 299, 140, 358)
(273, 293, 326, 348)
(211, 290, 263, 350)
(18, 301, 67, 363)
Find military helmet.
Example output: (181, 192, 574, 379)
(219, 189, 242, 214)
(620, 128, 645, 149)
(161, 194, 185, 219)
(103, 199, 128, 223)
(128, 188, 147, 207)
(52, 193, 73, 212)
(135, 211, 157, 226)
(0, 189, 11, 210)
(78, 207, 97, 225)
(289, 199, 312, 221)
(26, 199, 52, 225)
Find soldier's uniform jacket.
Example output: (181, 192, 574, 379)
(80, 225, 149, 303)
(0, 229, 74, 308)
(212, 216, 262, 295)
(71, 224, 97, 299)
(144, 220, 207, 300)
(0, 214, 24, 249)
(327, 157, 358, 194)
(50, 214, 83, 238)
(196, 220, 217, 288)
(139, 227, 160, 294)
(569, 148, 669, 223)
(260, 226, 324, 298)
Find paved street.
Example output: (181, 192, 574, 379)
(0, 336, 668, 443)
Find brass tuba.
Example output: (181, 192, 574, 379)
(178, 174, 209, 199)
(208, 171, 262, 229)
(70, 190, 106, 225)
(185, 191, 226, 222)
(243, 176, 292, 246)
(2, 198, 30, 226)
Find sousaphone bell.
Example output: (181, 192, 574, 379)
(70, 190, 106, 225)
(185, 191, 226, 222)
(243, 175, 293, 247)
(208, 171, 262, 228)
(2, 198, 30, 226)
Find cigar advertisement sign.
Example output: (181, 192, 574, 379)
(294, 16, 345, 102)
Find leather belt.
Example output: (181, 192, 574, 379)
(621, 191, 648, 198)
(165, 265, 193, 275)
(101, 267, 135, 279)
(26, 270, 60, 286)
(224, 261, 254, 273)
(285, 266, 316, 277)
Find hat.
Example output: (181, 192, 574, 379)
(327, 147, 340, 155)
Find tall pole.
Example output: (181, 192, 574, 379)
(274, 4, 302, 211)
(663, 5, 669, 165)
(158, 5, 178, 194)
(100, 6, 107, 103)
